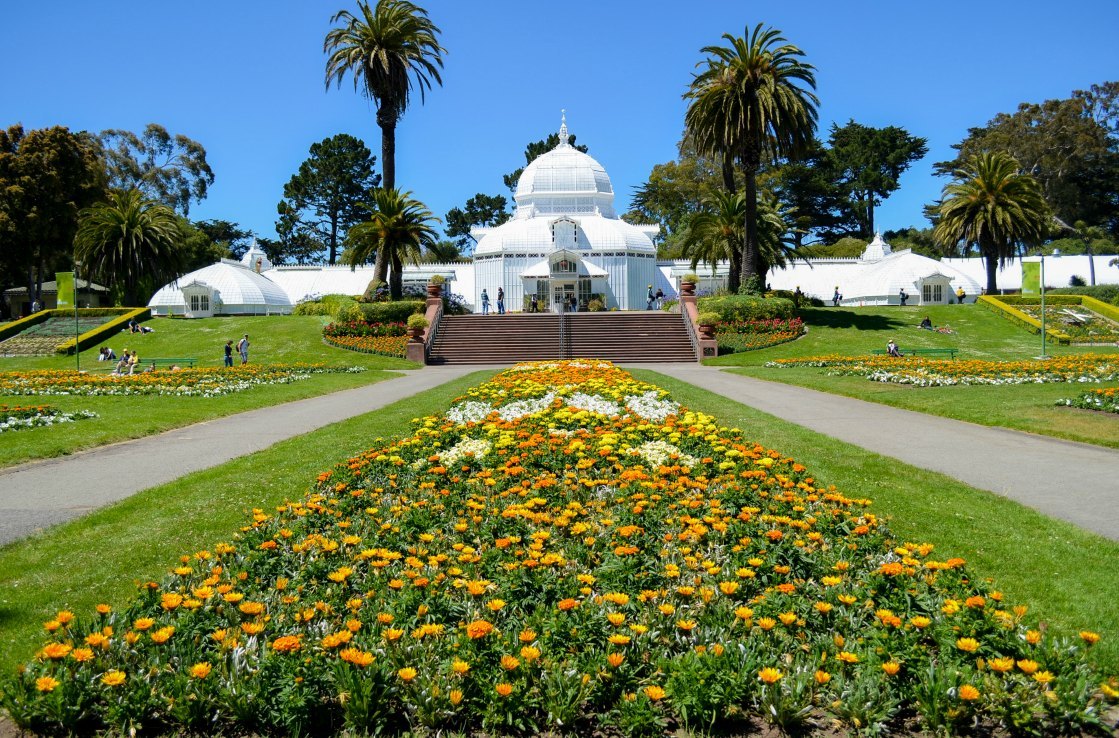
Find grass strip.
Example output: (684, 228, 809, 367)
(0, 370, 495, 675)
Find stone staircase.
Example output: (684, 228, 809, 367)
(427, 312, 696, 364)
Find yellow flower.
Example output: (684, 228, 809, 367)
(39, 643, 71, 660)
(989, 657, 1015, 673)
(1079, 631, 1100, 646)
(757, 617, 776, 631)
(676, 619, 696, 631)
(151, 626, 175, 644)
(518, 629, 537, 642)
(133, 618, 155, 631)
(607, 612, 626, 626)
(190, 662, 212, 679)
(449, 689, 464, 706)
(837, 651, 860, 664)
(881, 662, 901, 676)
(1033, 671, 1054, 685)
(958, 685, 980, 701)
(1017, 659, 1039, 675)
(495, 682, 514, 697)
(1025, 630, 1042, 645)
(271, 635, 302, 653)
(734, 606, 754, 620)
(520, 646, 541, 663)
(814, 670, 832, 685)
(35, 677, 59, 692)
(101, 670, 126, 687)
(465, 620, 494, 639)
(398, 667, 417, 682)
(778, 612, 797, 626)
(607, 653, 625, 668)
(500, 655, 520, 671)
(452, 659, 470, 675)
(758, 668, 783, 684)
(909, 616, 931, 629)
(814, 602, 833, 614)
(956, 637, 979, 653)
(643, 685, 666, 701)
(384, 628, 404, 642)
(487, 599, 506, 612)
(608, 634, 632, 645)
(339, 648, 375, 667)
(70, 648, 94, 662)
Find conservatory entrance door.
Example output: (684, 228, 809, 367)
(552, 282, 575, 312)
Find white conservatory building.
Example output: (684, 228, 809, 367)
(148, 243, 294, 316)
(471, 116, 658, 311)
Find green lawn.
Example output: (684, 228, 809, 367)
(0, 315, 418, 467)
(707, 305, 1119, 448)
(1, 368, 1115, 679)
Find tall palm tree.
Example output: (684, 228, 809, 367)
(681, 189, 744, 279)
(74, 189, 183, 306)
(325, 0, 445, 284)
(933, 152, 1050, 294)
(685, 24, 818, 291)
(755, 192, 799, 288)
(346, 188, 439, 300)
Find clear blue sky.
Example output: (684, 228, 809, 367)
(3, 0, 1116, 243)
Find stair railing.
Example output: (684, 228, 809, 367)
(680, 309, 700, 361)
(423, 300, 444, 363)
(557, 302, 569, 359)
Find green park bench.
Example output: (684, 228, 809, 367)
(871, 348, 958, 360)
(144, 358, 197, 369)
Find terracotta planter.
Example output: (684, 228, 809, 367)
(680, 281, 696, 296)
(697, 323, 716, 339)
(426, 283, 442, 298)
(409, 326, 426, 342)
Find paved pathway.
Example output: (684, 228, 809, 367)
(0, 365, 488, 546)
(635, 365, 1119, 542)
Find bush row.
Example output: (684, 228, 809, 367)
(697, 294, 795, 322)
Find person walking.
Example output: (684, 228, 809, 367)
(833, 287, 842, 307)
(224, 340, 234, 367)
(480, 289, 490, 315)
(237, 334, 250, 364)
(496, 287, 505, 315)
(655, 287, 664, 309)
(899, 288, 908, 306)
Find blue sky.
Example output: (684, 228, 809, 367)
(3, 0, 1116, 244)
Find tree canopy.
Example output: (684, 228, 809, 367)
(346, 188, 439, 299)
(276, 133, 381, 265)
(98, 123, 213, 216)
(443, 193, 510, 251)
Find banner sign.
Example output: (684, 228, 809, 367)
(55, 272, 75, 308)
(1021, 261, 1040, 295)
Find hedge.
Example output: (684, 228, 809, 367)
(55, 308, 151, 355)
(0, 311, 52, 343)
(697, 294, 795, 322)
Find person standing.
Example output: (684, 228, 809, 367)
(496, 287, 505, 315)
(569, 294, 578, 313)
(833, 287, 842, 307)
(655, 287, 664, 309)
(530, 293, 539, 313)
(899, 288, 908, 306)
(224, 340, 234, 367)
(956, 286, 966, 304)
(480, 289, 490, 315)
(647, 285, 655, 310)
(237, 334, 250, 364)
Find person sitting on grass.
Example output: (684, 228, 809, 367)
(919, 316, 933, 330)
(886, 339, 903, 357)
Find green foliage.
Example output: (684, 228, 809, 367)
(1049, 284, 1119, 304)
(698, 294, 794, 321)
(977, 295, 1071, 344)
(428, 273, 445, 285)
(97, 123, 213, 216)
(276, 133, 380, 265)
(695, 311, 720, 326)
(405, 312, 428, 328)
(193, 218, 253, 259)
(346, 188, 439, 300)
(362, 300, 424, 323)
(586, 298, 605, 312)
(443, 192, 509, 249)
(55, 308, 151, 355)
(74, 189, 185, 306)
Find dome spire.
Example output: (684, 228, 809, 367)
(557, 109, 570, 148)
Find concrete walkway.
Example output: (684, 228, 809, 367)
(637, 365, 1119, 542)
(0, 365, 488, 546)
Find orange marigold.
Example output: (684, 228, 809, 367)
(271, 635, 302, 653)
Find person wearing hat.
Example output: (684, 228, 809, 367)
(647, 284, 655, 310)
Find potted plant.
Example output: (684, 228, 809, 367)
(406, 313, 429, 341)
(680, 273, 698, 297)
(695, 311, 719, 339)
(426, 274, 446, 298)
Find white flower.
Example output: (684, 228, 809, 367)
(631, 440, 698, 469)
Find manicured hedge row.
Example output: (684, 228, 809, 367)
(0, 311, 51, 343)
(55, 308, 151, 355)
(976, 296, 1070, 344)
(697, 294, 795, 322)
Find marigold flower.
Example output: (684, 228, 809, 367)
(495, 682, 514, 697)
(758, 667, 783, 684)
(814, 602, 833, 614)
(239, 601, 265, 616)
(35, 677, 59, 692)
(734, 606, 754, 620)
(607, 652, 625, 668)
(643, 685, 666, 701)
(241, 621, 264, 635)
(101, 670, 126, 687)
(271, 635, 302, 653)
(398, 667, 418, 682)
(958, 685, 980, 701)
(956, 637, 979, 653)
(1017, 659, 1039, 675)
(465, 620, 494, 639)
(190, 662, 212, 679)
(881, 661, 901, 676)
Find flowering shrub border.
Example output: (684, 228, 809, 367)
(768, 354, 1119, 387)
(0, 404, 98, 433)
(0, 364, 367, 398)
(3, 360, 1114, 736)
(1057, 387, 1119, 414)
(323, 334, 409, 358)
(717, 318, 805, 354)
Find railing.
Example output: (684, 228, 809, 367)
(424, 302, 445, 363)
(557, 303, 571, 359)
(679, 309, 700, 361)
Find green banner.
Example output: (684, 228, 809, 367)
(1021, 261, 1040, 295)
(55, 271, 75, 308)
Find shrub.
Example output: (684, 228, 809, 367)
(56, 308, 150, 356)
(322, 321, 407, 339)
(695, 311, 720, 326)
(292, 302, 332, 316)
(406, 313, 429, 329)
(1069, 275, 1087, 287)
(1050, 284, 1119, 305)
(358, 301, 424, 323)
(335, 303, 365, 324)
(698, 294, 795, 322)
(587, 298, 605, 312)
(429, 274, 446, 285)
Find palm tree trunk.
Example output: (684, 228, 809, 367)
(742, 157, 761, 291)
(721, 153, 741, 292)
(378, 111, 396, 191)
(983, 251, 999, 295)
(389, 251, 403, 301)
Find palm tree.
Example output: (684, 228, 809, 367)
(74, 189, 183, 306)
(681, 190, 744, 280)
(685, 24, 818, 291)
(325, 0, 444, 284)
(346, 188, 439, 300)
(755, 192, 799, 287)
(933, 152, 1050, 294)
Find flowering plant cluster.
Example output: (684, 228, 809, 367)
(717, 318, 805, 354)
(0, 404, 98, 433)
(0, 364, 367, 398)
(323, 334, 409, 358)
(768, 354, 1119, 387)
(1056, 387, 1119, 414)
(3, 361, 1115, 736)
(1013, 306, 1119, 344)
(323, 321, 408, 339)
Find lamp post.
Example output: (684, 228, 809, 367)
(1038, 249, 1060, 359)
(73, 260, 81, 372)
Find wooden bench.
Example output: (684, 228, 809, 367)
(871, 348, 958, 360)
(145, 357, 196, 369)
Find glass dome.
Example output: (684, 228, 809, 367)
(513, 117, 615, 218)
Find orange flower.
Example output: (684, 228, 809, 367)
(495, 682, 514, 697)
(451, 659, 470, 675)
(398, 667, 417, 682)
(958, 685, 980, 701)
(465, 620, 494, 639)
(39, 643, 71, 660)
(643, 685, 666, 701)
(339, 648, 375, 667)
(956, 637, 979, 653)
(814, 670, 832, 685)
(1033, 671, 1054, 685)
(1079, 631, 1100, 646)
(151, 627, 175, 644)
(758, 668, 783, 684)
(1017, 659, 1039, 675)
(35, 677, 59, 692)
(520, 646, 541, 663)
(557, 598, 578, 611)
(271, 635, 302, 653)
(190, 662, 212, 679)
(881, 662, 901, 676)
(518, 629, 537, 642)
(101, 670, 126, 687)
(837, 651, 860, 664)
(133, 618, 155, 631)
(70, 648, 94, 662)
(989, 657, 1015, 673)
(607, 653, 625, 668)
(449, 689, 464, 706)
(500, 655, 520, 671)
(909, 616, 931, 629)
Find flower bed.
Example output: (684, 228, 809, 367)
(0, 364, 367, 398)
(323, 321, 410, 358)
(1012, 305, 1119, 344)
(4, 361, 1114, 736)
(1057, 387, 1119, 414)
(0, 404, 98, 433)
(717, 317, 805, 354)
(768, 354, 1119, 387)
